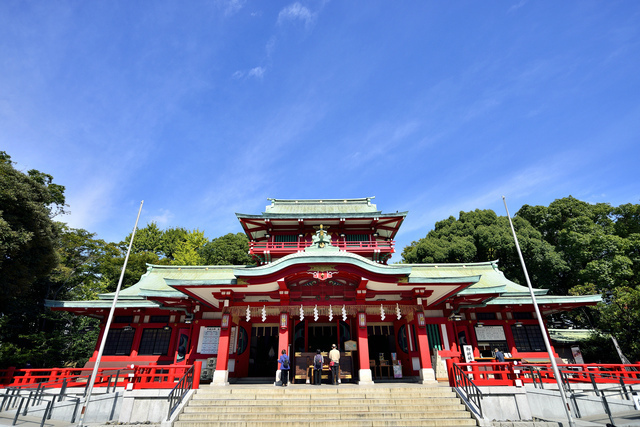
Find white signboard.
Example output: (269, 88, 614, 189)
(197, 326, 220, 354)
(463, 345, 475, 363)
(571, 346, 584, 364)
(475, 326, 506, 342)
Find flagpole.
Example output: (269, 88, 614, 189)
(502, 196, 575, 427)
(77, 200, 144, 427)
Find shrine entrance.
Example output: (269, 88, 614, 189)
(248, 325, 279, 377)
(307, 323, 337, 352)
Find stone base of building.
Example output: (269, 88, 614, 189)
(357, 368, 374, 385)
(211, 369, 229, 386)
(418, 368, 436, 383)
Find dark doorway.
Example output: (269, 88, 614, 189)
(307, 323, 337, 352)
(367, 324, 396, 362)
(248, 326, 278, 377)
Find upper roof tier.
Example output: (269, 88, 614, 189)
(264, 197, 380, 215)
(236, 197, 408, 245)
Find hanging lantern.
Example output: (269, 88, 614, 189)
(261, 305, 267, 322)
(246, 306, 251, 322)
(358, 312, 367, 328)
(221, 313, 230, 329)
(380, 304, 386, 321)
(328, 304, 333, 322)
(313, 305, 319, 322)
(280, 313, 288, 330)
(417, 311, 426, 328)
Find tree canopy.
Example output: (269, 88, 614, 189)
(0, 152, 66, 306)
(402, 197, 640, 362)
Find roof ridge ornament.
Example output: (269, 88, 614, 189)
(305, 224, 339, 252)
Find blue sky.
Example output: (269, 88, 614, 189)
(2, 1, 639, 262)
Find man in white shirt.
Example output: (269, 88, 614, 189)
(329, 344, 340, 385)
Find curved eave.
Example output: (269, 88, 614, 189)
(164, 279, 237, 287)
(458, 285, 505, 295)
(45, 298, 160, 309)
(487, 294, 602, 306)
(407, 275, 481, 285)
(233, 251, 412, 277)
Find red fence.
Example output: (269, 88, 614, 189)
(0, 363, 200, 390)
(448, 361, 640, 387)
(250, 240, 395, 253)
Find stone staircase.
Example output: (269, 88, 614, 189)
(173, 383, 478, 427)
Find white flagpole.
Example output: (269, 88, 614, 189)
(77, 200, 144, 427)
(502, 196, 575, 427)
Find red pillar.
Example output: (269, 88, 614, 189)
(414, 313, 435, 383)
(356, 314, 373, 384)
(213, 315, 231, 385)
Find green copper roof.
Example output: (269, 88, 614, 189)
(233, 250, 413, 277)
(548, 329, 596, 343)
(265, 197, 380, 214)
(487, 294, 601, 306)
(404, 261, 545, 295)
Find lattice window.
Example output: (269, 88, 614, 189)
(104, 328, 135, 356)
(511, 325, 545, 352)
(138, 328, 172, 355)
(274, 235, 298, 242)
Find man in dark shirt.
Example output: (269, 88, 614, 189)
(494, 348, 505, 362)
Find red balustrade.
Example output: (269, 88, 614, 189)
(250, 240, 395, 253)
(0, 363, 200, 390)
(450, 361, 640, 387)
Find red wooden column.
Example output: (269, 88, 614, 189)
(212, 313, 231, 385)
(356, 312, 373, 385)
(414, 311, 436, 383)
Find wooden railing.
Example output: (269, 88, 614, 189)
(0, 363, 198, 390)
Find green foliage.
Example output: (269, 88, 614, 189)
(172, 229, 208, 265)
(402, 209, 568, 291)
(199, 233, 254, 266)
(0, 151, 66, 308)
(403, 197, 640, 361)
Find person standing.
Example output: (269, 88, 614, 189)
(278, 349, 290, 386)
(329, 344, 340, 385)
(313, 349, 323, 385)
(494, 348, 505, 362)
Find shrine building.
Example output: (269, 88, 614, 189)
(46, 197, 601, 385)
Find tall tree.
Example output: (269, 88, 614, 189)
(0, 151, 65, 308)
(403, 197, 640, 362)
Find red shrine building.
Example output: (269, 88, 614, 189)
(47, 198, 600, 385)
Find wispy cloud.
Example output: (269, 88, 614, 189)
(277, 2, 316, 28)
(215, 0, 246, 17)
(232, 66, 266, 80)
(148, 208, 175, 226)
(248, 66, 265, 79)
(508, 0, 528, 13)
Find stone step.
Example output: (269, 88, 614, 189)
(175, 384, 478, 427)
(183, 403, 468, 414)
(178, 410, 474, 421)
(174, 420, 477, 427)
(190, 396, 460, 407)
(195, 388, 457, 399)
